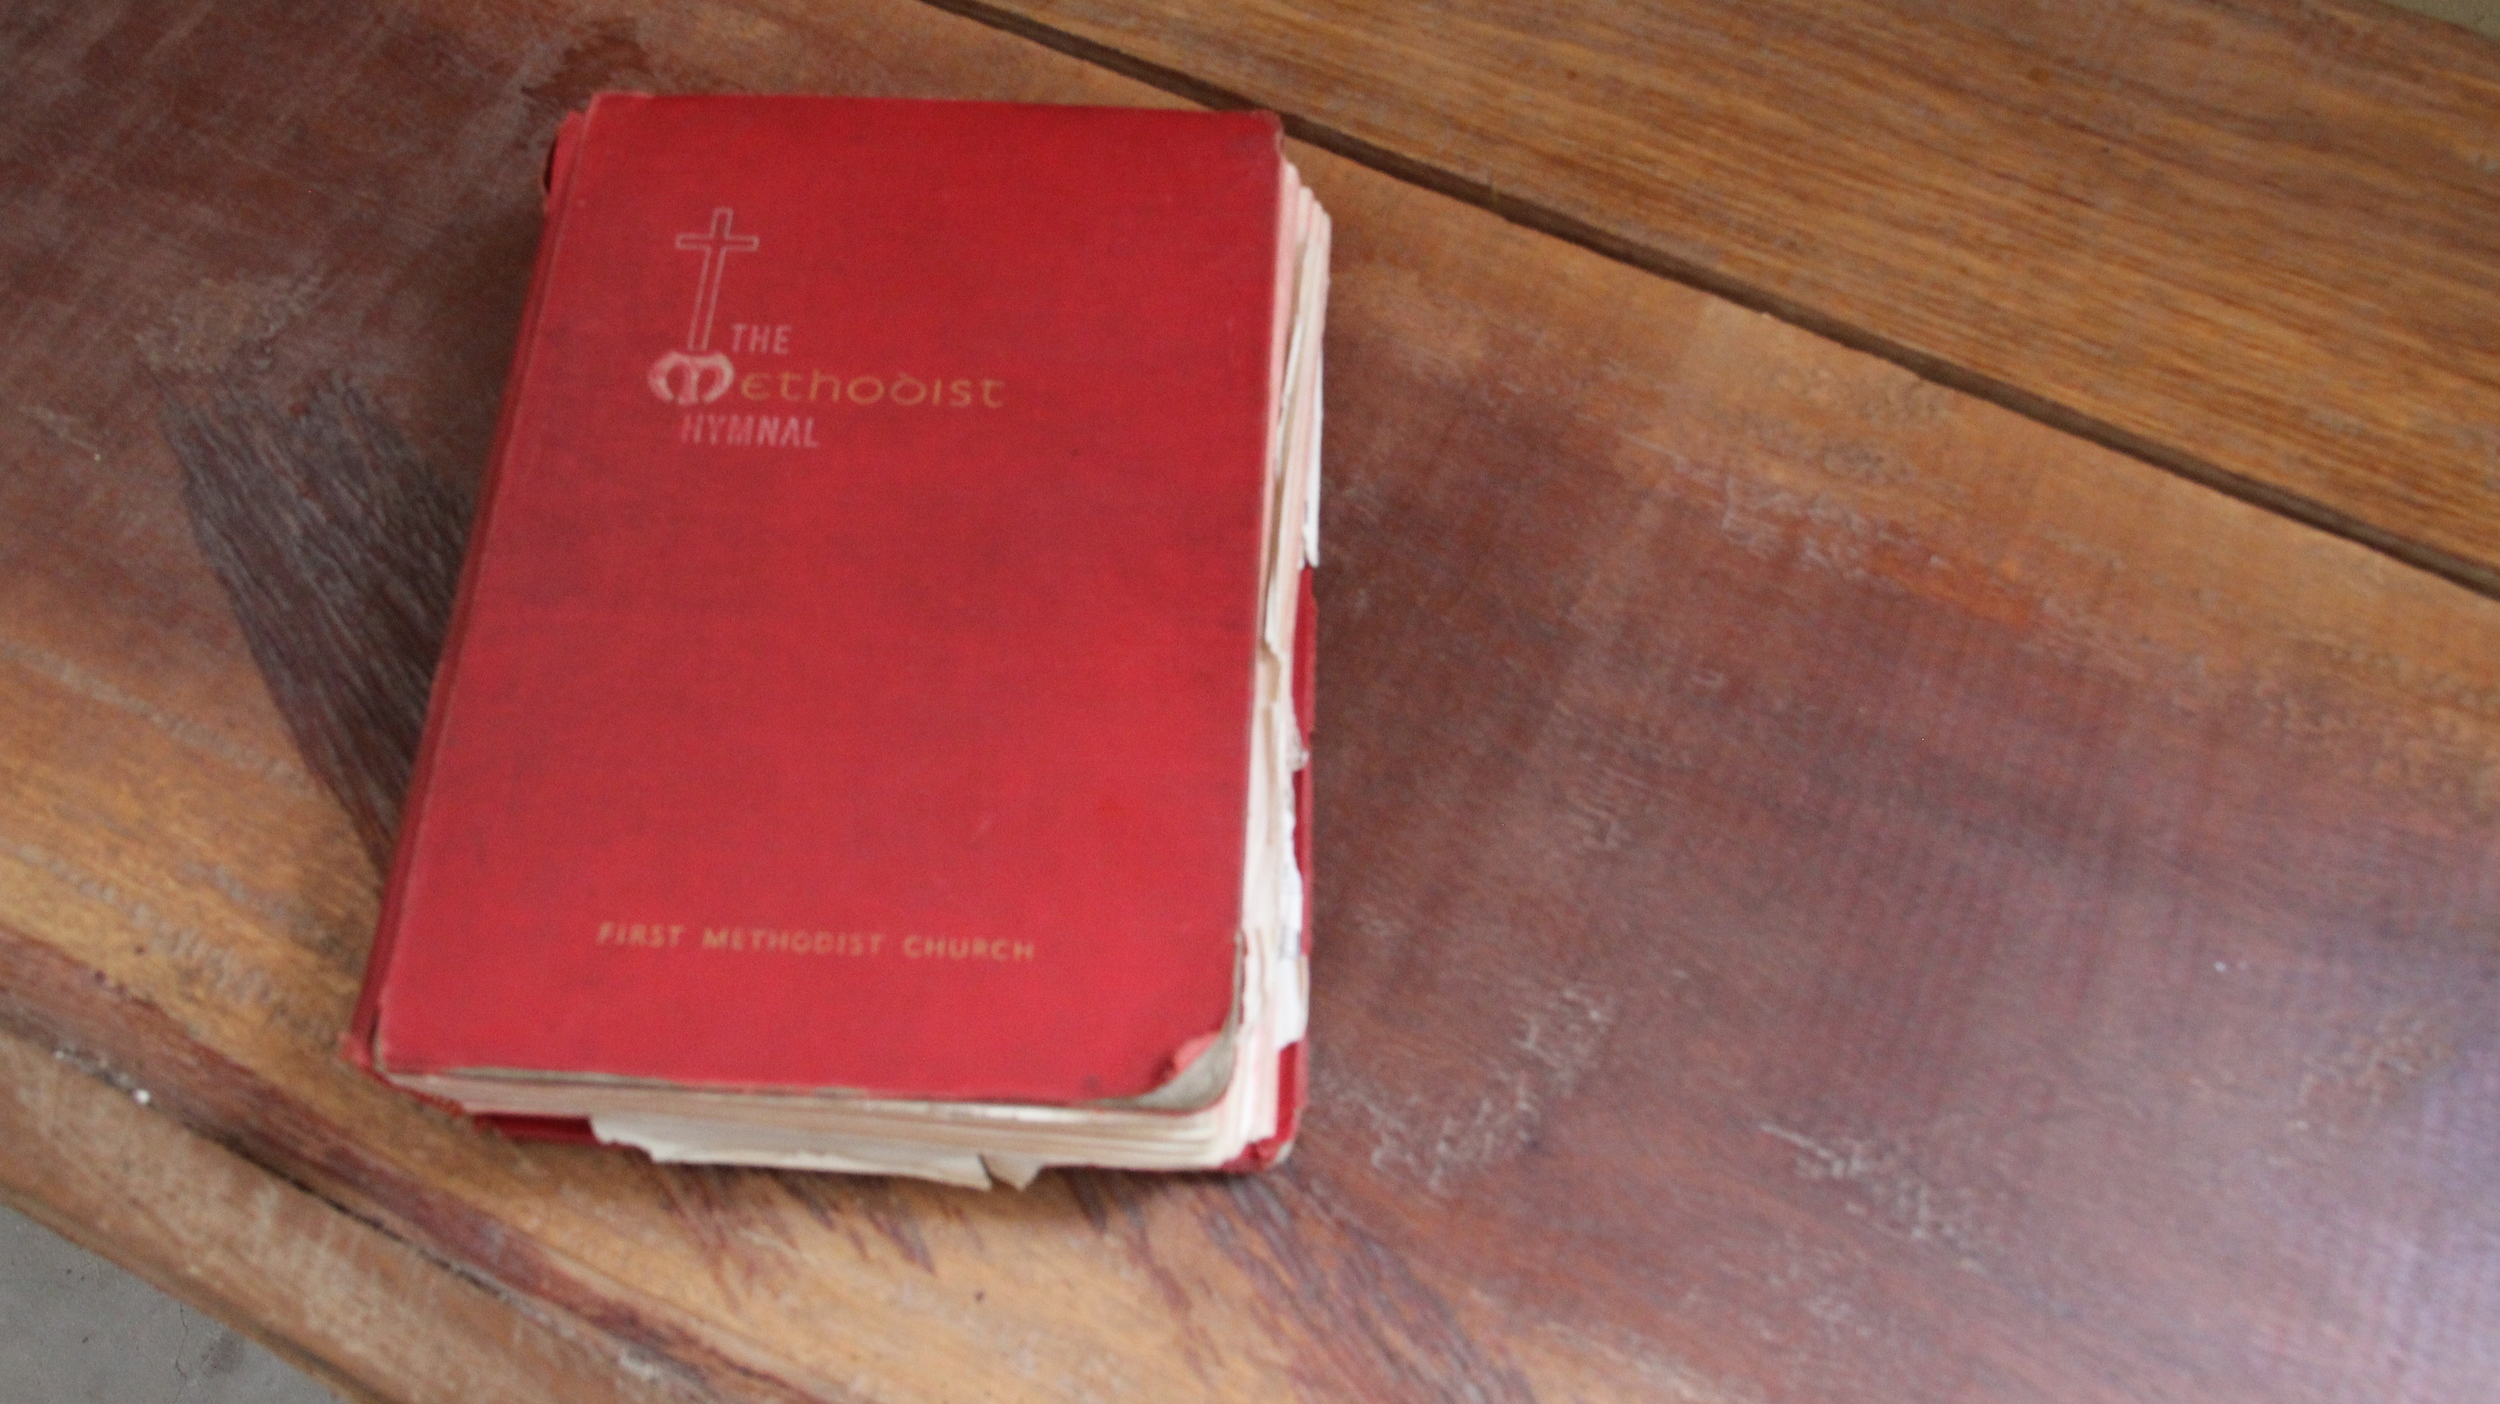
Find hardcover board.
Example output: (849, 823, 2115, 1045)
(354, 96, 1294, 1110)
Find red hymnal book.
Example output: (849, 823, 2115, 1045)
(347, 94, 1327, 1188)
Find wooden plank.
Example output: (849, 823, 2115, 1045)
(935, 0, 2500, 595)
(4, 1, 2500, 1401)
(0, 1026, 687, 1404)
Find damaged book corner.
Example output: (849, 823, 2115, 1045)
(346, 94, 1328, 1189)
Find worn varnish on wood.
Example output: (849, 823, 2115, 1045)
(4, 1, 2500, 1401)
(944, 0, 2500, 595)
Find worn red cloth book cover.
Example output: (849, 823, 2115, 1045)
(348, 95, 1311, 1137)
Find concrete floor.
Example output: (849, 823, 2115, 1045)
(0, 1206, 337, 1404)
(0, 3, 2489, 1401)
(2405, 0, 2500, 35)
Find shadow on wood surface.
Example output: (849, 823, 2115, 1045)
(161, 377, 470, 872)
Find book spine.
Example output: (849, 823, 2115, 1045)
(341, 102, 602, 1078)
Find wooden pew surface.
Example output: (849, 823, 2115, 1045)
(4, 2, 2497, 1400)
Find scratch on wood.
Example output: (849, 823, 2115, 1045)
(1332, 983, 1617, 1195)
(2295, 1010, 2459, 1135)
(0, 836, 329, 1047)
(1757, 1124, 1988, 1271)
(0, 636, 315, 793)
(136, 276, 323, 375)
(165, 855, 360, 962)
(19, 405, 104, 460)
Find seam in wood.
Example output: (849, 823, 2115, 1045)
(903, 0, 2500, 605)
(0, 923, 830, 1404)
(0, 1151, 410, 1404)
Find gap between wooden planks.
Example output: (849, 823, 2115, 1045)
(917, 0, 2500, 598)
(0, 1025, 683, 1404)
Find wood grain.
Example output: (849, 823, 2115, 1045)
(4, 1, 2500, 1401)
(165, 377, 470, 870)
(933, 0, 2500, 596)
(0, 1023, 688, 1404)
